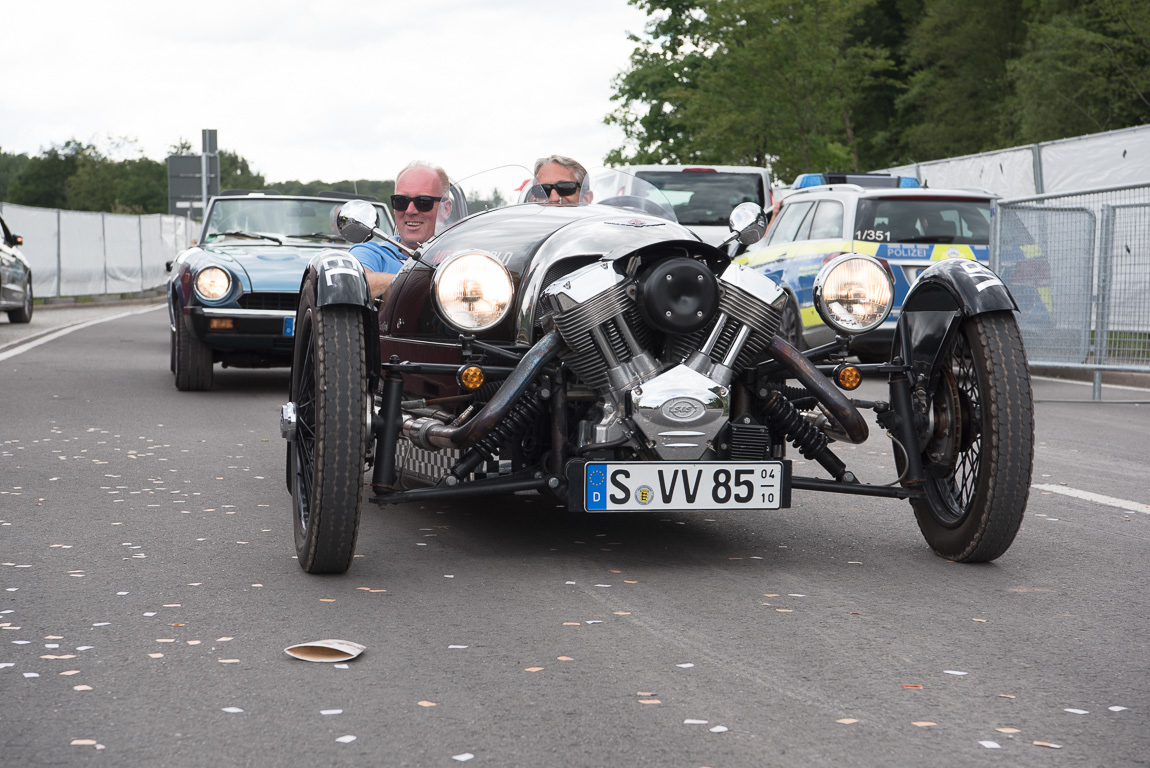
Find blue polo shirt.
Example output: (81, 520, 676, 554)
(349, 240, 406, 274)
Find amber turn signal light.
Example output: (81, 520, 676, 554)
(458, 365, 485, 391)
(209, 318, 235, 330)
(833, 364, 862, 390)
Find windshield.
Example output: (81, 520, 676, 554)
(633, 170, 764, 226)
(202, 197, 393, 244)
(435, 165, 678, 233)
(854, 196, 991, 244)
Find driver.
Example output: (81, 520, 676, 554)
(350, 161, 452, 297)
(531, 155, 593, 205)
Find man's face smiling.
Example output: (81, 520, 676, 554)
(393, 166, 446, 248)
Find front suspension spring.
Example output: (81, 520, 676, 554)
(450, 388, 546, 480)
(760, 391, 852, 482)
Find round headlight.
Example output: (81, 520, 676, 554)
(812, 253, 894, 335)
(432, 251, 514, 332)
(194, 267, 232, 301)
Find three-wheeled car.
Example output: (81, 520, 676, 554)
(280, 167, 1034, 574)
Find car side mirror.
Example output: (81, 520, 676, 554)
(728, 202, 767, 245)
(336, 200, 378, 244)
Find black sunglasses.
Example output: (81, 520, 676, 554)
(531, 181, 580, 199)
(391, 194, 444, 212)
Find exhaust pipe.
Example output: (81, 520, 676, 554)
(402, 330, 565, 450)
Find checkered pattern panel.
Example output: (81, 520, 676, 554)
(396, 439, 460, 488)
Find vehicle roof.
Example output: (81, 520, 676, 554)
(783, 184, 995, 201)
(622, 164, 770, 175)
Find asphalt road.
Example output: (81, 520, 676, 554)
(1, 305, 1148, 767)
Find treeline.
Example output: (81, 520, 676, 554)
(0, 140, 394, 214)
(607, 0, 1150, 183)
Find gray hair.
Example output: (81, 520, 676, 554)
(533, 155, 588, 185)
(397, 160, 451, 196)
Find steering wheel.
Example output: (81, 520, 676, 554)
(598, 195, 674, 221)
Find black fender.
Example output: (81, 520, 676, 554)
(893, 258, 1018, 390)
(299, 249, 381, 389)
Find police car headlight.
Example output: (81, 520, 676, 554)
(812, 253, 894, 335)
(433, 251, 514, 332)
(194, 267, 232, 301)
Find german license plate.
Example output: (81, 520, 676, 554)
(283, 317, 295, 336)
(584, 462, 786, 512)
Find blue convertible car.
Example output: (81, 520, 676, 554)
(166, 191, 394, 390)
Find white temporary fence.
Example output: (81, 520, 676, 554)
(0, 202, 195, 298)
(879, 123, 1150, 199)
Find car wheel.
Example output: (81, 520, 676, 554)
(780, 296, 805, 351)
(909, 311, 1034, 562)
(289, 277, 368, 574)
(7, 276, 33, 324)
(174, 311, 213, 391)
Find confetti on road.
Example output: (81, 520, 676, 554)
(148, 653, 164, 658)
(684, 719, 708, 725)
(902, 684, 923, 689)
(218, 659, 240, 664)
(524, 667, 544, 672)
(70, 740, 97, 746)
(557, 656, 573, 661)
(979, 741, 1001, 749)
(996, 728, 1021, 734)
(912, 722, 936, 727)
(418, 701, 437, 707)
(222, 707, 243, 713)
(452, 753, 475, 762)
(836, 718, 858, 724)
(321, 709, 343, 715)
(1065, 708, 1089, 714)
(710, 726, 729, 733)
(676, 663, 695, 668)
(1109, 706, 1129, 712)
(972, 618, 988, 622)
(73, 685, 92, 691)
(944, 670, 968, 676)
(335, 735, 356, 744)
(448, 645, 468, 649)
(1033, 741, 1062, 748)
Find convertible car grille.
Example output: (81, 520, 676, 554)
(237, 292, 298, 312)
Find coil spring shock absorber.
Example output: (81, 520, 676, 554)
(760, 391, 855, 483)
(449, 387, 546, 481)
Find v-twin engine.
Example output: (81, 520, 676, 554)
(540, 258, 787, 460)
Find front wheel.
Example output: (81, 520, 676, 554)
(289, 278, 369, 574)
(174, 311, 213, 391)
(7, 276, 33, 324)
(910, 311, 1034, 562)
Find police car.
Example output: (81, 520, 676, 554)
(736, 174, 994, 361)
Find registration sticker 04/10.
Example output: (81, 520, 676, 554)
(584, 461, 789, 512)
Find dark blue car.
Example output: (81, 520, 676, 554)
(166, 191, 394, 390)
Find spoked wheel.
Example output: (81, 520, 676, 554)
(174, 310, 213, 391)
(910, 311, 1034, 562)
(289, 278, 369, 574)
(8, 277, 33, 323)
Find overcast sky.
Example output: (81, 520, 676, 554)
(3, 0, 652, 184)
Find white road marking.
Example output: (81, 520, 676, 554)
(0, 305, 164, 361)
(1032, 484, 1150, 514)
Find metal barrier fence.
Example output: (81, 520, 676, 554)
(991, 183, 1150, 398)
(0, 202, 195, 299)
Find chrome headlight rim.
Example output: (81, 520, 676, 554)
(812, 252, 895, 335)
(193, 266, 233, 302)
(431, 250, 514, 333)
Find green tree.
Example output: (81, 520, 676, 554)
(898, 0, 1028, 160)
(219, 150, 267, 191)
(6, 140, 93, 208)
(0, 149, 31, 201)
(1007, 0, 1150, 141)
(605, 0, 893, 182)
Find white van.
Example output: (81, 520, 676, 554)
(619, 164, 773, 246)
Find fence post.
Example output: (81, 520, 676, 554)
(56, 209, 62, 298)
(1093, 204, 1116, 400)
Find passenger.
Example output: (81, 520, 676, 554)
(531, 155, 593, 205)
(349, 161, 452, 297)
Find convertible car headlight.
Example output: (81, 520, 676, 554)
(433, 251, 514, 332)
(194, 267, 232, 301)
(812, 253, 894, 335)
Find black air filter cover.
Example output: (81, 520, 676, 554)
(635, 257, 720, 334)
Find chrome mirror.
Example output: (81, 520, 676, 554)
(728, 202, 768, 245)
(336, 200, 377, 244)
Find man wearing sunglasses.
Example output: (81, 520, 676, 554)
(530, 155, 593, 205)
(350, 161, 452, 297)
